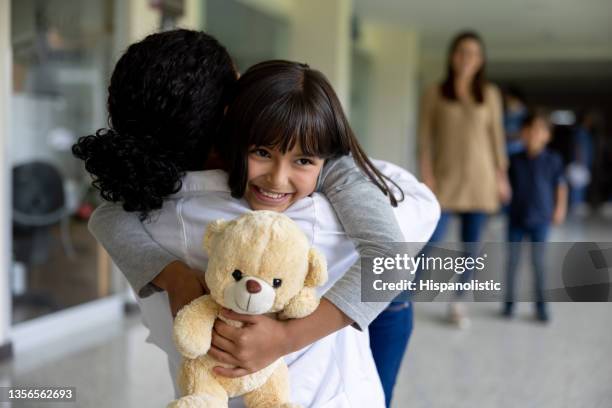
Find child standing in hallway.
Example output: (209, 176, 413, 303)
(504, 110, 567, 321)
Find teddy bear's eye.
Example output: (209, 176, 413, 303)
(232, 270, 243, 281)
(272, 278, 282, 288)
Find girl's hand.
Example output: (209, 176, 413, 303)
(167, 270, 208, 318)
(153, 261, 209, 317)
(208, 308, 293, 378)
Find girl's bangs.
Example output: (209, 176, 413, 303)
(246, 96, 338, 159)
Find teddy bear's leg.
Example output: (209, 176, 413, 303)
(243, 363, 301, 408)
(167, 394, 226, 408)
(168, 361, 229, 408)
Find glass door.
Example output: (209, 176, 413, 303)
(10, 0, 116, 324)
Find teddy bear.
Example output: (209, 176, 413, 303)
(168, 211, 328, 408)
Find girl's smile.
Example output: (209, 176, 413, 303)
(249, 184, 294, 205)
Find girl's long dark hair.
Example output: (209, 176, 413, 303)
(217, 60, 402, 206)
(72, 29, 236, 219)
(441, 30, 486, 104)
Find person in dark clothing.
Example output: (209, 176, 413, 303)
(503, 110, 568, 322)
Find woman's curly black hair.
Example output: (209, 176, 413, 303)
(72, 29, 236, 219)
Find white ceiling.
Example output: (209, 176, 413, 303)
(354, 0, 612, 60)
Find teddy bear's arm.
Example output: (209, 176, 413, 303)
(278, 287, 320, 320)
(173, 295, 220, 359)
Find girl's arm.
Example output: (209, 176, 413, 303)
(89, 202, 177, 297)
(317, 156, 432, 330)
(209, 299, 352, 377)
(89, 203, 207, 315)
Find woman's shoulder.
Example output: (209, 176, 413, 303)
(171, 170, 230, 196)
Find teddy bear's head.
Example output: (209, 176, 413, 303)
(203, 211, 327, 315)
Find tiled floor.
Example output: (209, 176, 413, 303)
(394, 302, 612, 408)
(1, 210, 611, 407)
(0, 315, 174, 407)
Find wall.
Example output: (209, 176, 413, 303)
(355, 22, 420, 171)
(113, 0, 202, 57)
(218, 0, 422, 170)
(288, 0, 352, 111)
(237, 0, 353, 110)
(0, 0, 13, 351)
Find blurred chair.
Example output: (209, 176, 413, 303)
(11, 161, 76, 309)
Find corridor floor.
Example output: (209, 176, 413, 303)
(1, 210, 611, 407)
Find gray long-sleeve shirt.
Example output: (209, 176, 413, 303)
(88, 156, 439, 329)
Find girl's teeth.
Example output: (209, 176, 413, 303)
(258, 187, 285, 199)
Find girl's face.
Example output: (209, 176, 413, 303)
(451, 38, 483, 80)
(245, 144, 325, 212)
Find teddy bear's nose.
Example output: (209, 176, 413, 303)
(246, 279, 262, 294)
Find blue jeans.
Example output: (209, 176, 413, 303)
(368, 301, 413, 408)
(570, 185, 588, 208)
(505, 223, 550, 303)
(429, 211, 488, 243)
(429, 212, 488, 295)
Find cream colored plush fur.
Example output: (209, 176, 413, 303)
(168, 211, 328, 408)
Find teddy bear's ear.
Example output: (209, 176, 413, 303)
(203, 219, 228, 252)
(304, 248, 328, 288)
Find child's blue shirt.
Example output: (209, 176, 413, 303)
(508, 149, 565, 227)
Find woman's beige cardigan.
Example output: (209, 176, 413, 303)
(418, 83, 508, 213)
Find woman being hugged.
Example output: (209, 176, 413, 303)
(418, 31, 510, 327)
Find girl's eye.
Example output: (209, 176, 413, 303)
(296, 158, 314, 166)
(251, 148, 270, 158)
